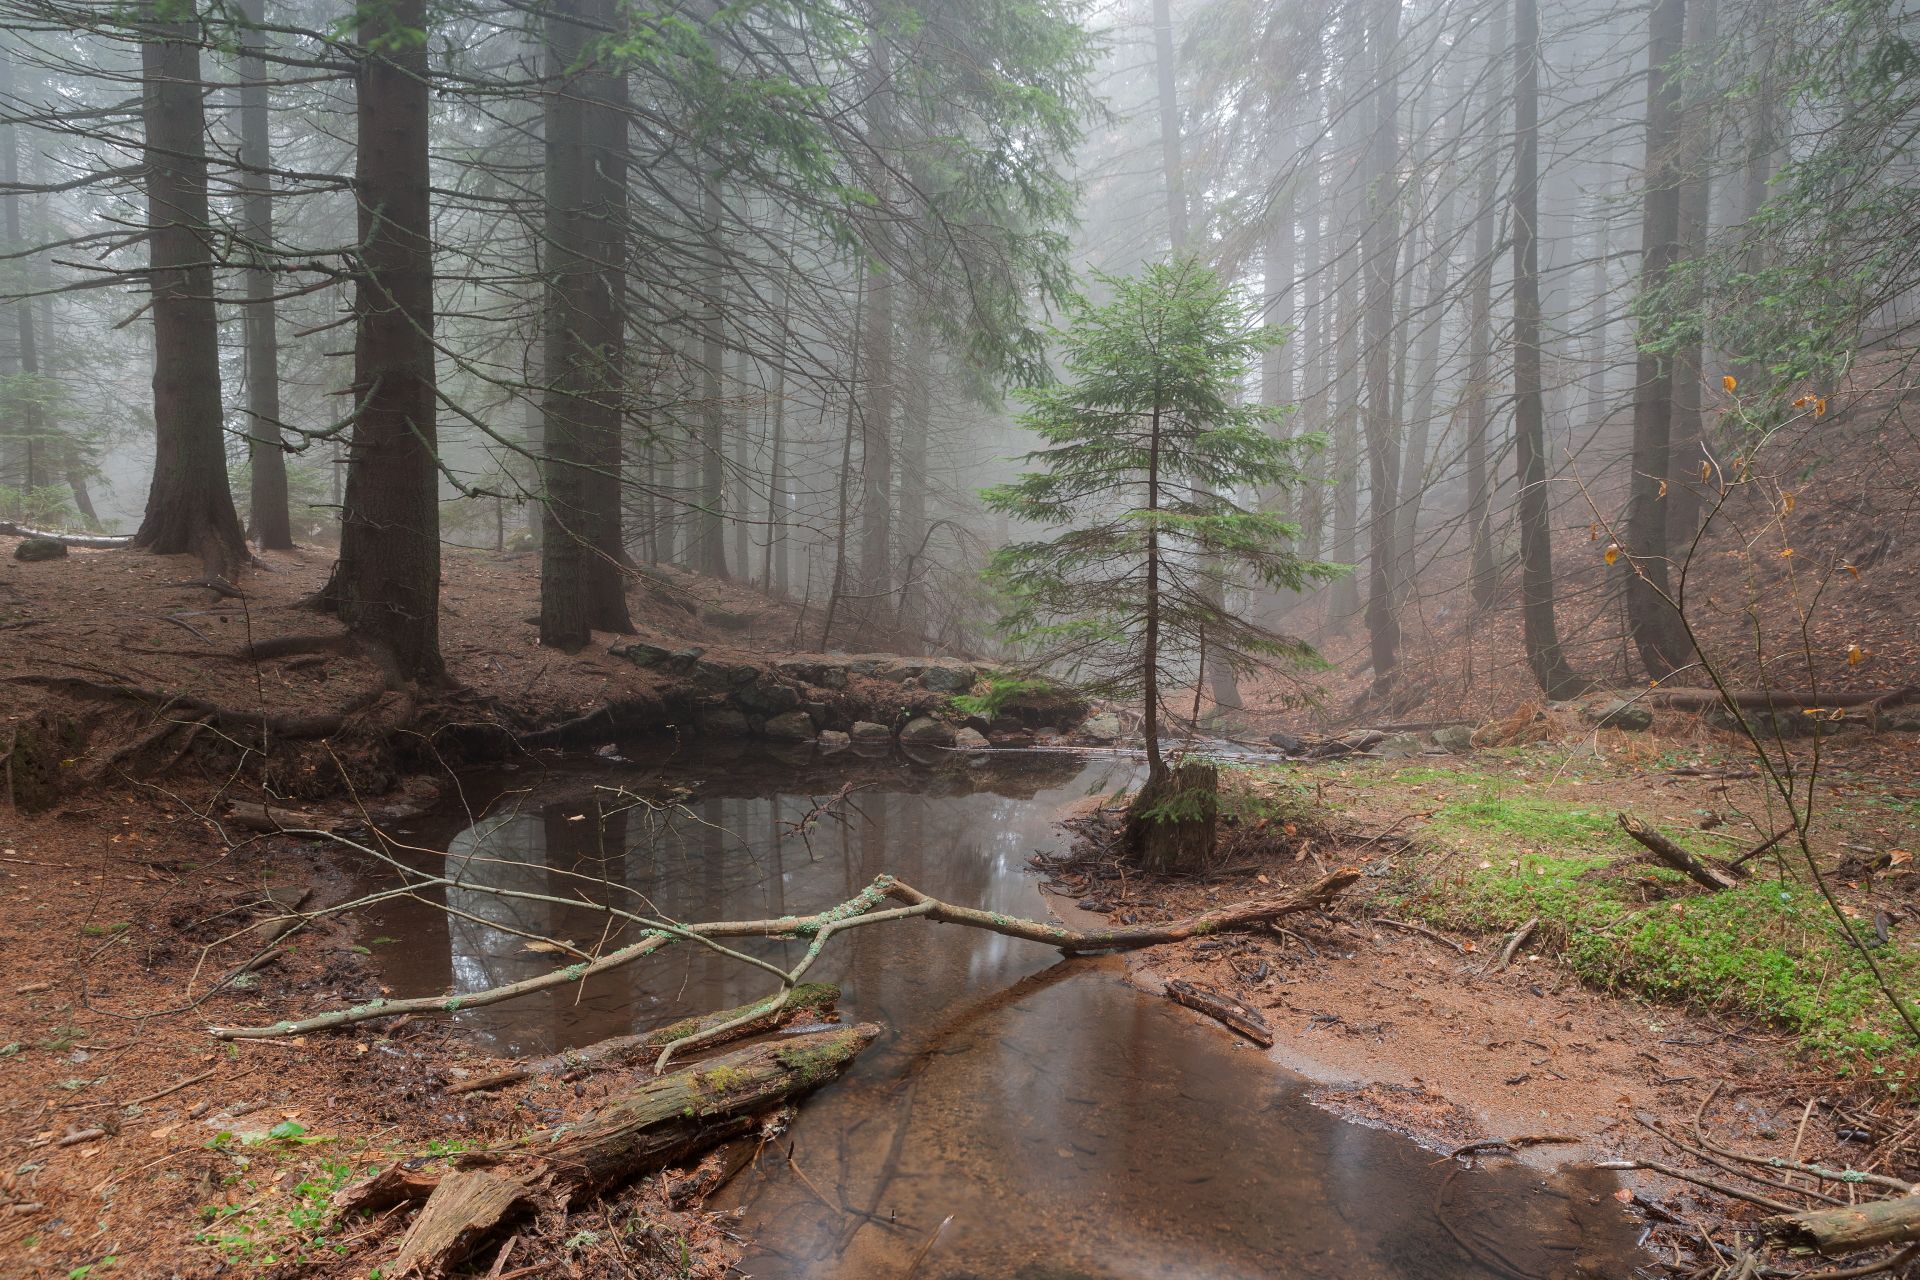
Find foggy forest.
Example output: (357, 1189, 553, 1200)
(2, 0, 1920, 1275)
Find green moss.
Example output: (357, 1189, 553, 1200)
(773, 1035, 859, 1087)
(697, 1064, 756, 1094)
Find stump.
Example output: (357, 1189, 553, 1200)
(1126, 760, 1219, 874)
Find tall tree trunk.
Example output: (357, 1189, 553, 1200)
(1625, 0, 1692, 678)
(1464, 3, 1506, 612)
(0, 51, 46, 498)
(320, 0, 443, 681)
(1361, 0, 1403, 693)
(694, 182, 729, 579)
(1510, 0, 1583, 698)
(539, 0, 635, 648)
(1395, 70, 1465, 595)
(1328, 100, 1364, 623)
(1666, 0, 1715, 554)
(236, 0, 291, 550)
(896, 303, 931, 650)
(133, 10, 247, 574)
(857, 35, 895, 606)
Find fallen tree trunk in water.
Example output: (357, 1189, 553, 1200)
(1617, 813, 1738, 890)
(1764, 1196, 1920, 1253)
(444, 983, 842, 1095)
(212, 867, 1360, 1040)
(339, 1023, 878, 1276)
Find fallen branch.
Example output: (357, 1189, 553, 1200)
(1731, 826, 1797, 868)
(1617, 813, 1739, 890)
(211, 868, 1359, 1040)
(337, 1024, 877, 1275)
(1446, 1134, 1579, 1161)
(1371, 916, 1467, 955)
(1496, 918, 1538, 971)
(1164, 979, 1274, 1046)
(226, 801, 337, 833)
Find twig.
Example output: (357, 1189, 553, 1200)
(1495, 918, 1538, 971)
(1371, 916, 1467, 955)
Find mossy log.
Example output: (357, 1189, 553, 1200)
(340, 1023, 877, 1276)
(444, 983, 842, 1095)
(1764, 1196, 1920, 1253)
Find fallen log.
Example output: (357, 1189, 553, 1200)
(337, 1023, 878, 1275)
(226, 801, 336, 833)
(1764, 1196, 1920, 1253)
(212, 868, 1360, 1040)
(1617, 814, 1738, 890)
(0, 520, 132, 548)
(444, 984, 843, 1096)
(1164, 979, 1274, 1046)
(1644, 685, 1920, 712)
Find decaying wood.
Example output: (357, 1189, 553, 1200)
(213, 868, 1360, 1040)
(445, 984, 844, 1096)
(664, 1125, 770, 1209)
(1764, 1196, 1920, 1253)
(1617, 813, 1738, 890)
(1164, 979, 1274, 1047)
(226, 801, 336, 833)
(341, 1023, 878, 1276)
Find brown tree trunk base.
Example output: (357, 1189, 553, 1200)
(1126, 760, 1220, 875)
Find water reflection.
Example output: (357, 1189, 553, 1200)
(360, 748, 1638, 1280)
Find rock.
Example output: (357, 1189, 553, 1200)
(1371, 732, 1424, 759)
(731, 679, 800, 717)
(608, 640, 673, 668)
(899, 717, 956, 748)
(918, 661, 976, 694)
(1080, 711, 1122, 743)
(1430, 724, 1475, 753)
(13, 537, 67, 562)
(697, 705, 751, 738)
(774, 658, 849, 690)
(1266, 730, 1305, 753)
(849, 720, 893, 743)
(762, 711, 816, 743)
(663, 646, 705, 674)
(953, 727, 991, 752)
(1886, 715, 1920, 734)
(1583, 698, 1652, 732)
(817, 730, 851, 752)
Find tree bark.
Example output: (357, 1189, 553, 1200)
(1361, 0, 1404, 693)
(0, 50, 47, 498)
(1666, 0, 1716, 555)
(1763, 1197, 1920, 1253)
(1625, 0, 1692, 679)
(319, 0, 443, 681)
(857, 34, 895, 604)
(694, 180, 730, 579)
(538, 0, 635, 650)
(1463, 4, 1505, 613)
(133, 8, 248, 576)
(1510, 0, 1584, 698)
(236, 0, 291, 550)
(896, 303, 931, 649)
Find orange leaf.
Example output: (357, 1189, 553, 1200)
(1847, 643, 1865, 666)
(1844, 563, 1861, 578)
(1700, 460, 1711, 482)
(1780, 547, 1794, 557)
(1815, 397, 1828, 417)
(1658, 479, 1669, 498)
(1722, 374, 1737, 393)
(1604, 543, 1620, 566)
(1783, 492, 1795, 514)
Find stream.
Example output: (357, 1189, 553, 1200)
(355, 743, 1642, 1279)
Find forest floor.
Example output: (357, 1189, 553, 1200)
(6, 462, 1920, 1277)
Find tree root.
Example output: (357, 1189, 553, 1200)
(6, 673, 381, 739)
(210, 867, 1360, 1041)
